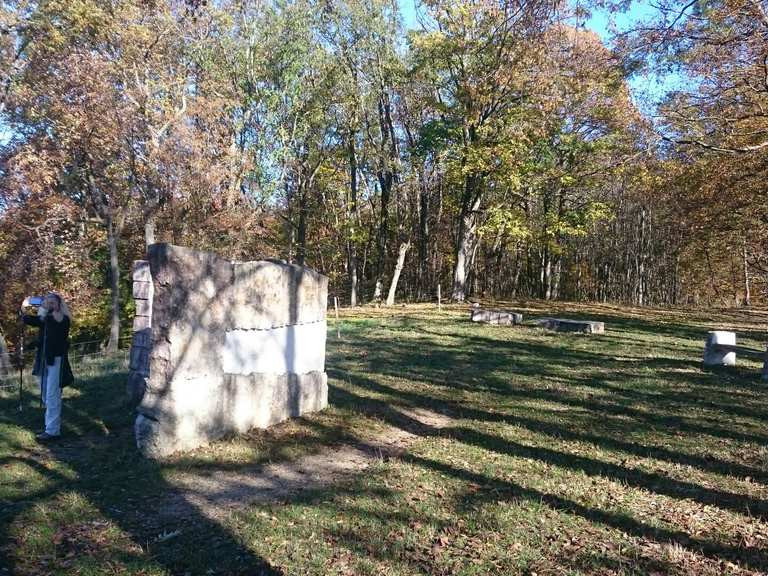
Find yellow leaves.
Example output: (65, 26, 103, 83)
(479, 205, 531, 241)
(544, 201, 614, 240)
(410, 31, 447, 54)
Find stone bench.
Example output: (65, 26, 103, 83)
(537, 318, 605, 334)
(703, 330, 768, 380)
(470, 307, 523, 325)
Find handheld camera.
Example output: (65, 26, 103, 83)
(22, 296, 44, 308)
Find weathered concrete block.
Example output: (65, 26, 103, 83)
(132, 244, 329, 458)
(137, 371, 328, 457)
(537, 318, 605, 334)
(133, 281, 153, 300)
(133, 260, 151, 282)
(470, 308, 522, 325)
(703, 331, 736, 366)
(126, 371, 147, 406)
(222, 322, 327, 375)
(230, 260, 328, 329)
(129, 346, 149, 373)
(135, 299, 152, 317)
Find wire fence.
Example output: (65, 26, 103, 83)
(0, 334, 132, 395)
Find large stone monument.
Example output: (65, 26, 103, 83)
(128, 244, 329, 457)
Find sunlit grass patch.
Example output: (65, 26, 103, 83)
(7, 491, 164, 575)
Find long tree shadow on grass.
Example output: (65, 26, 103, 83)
(329, 366, 768, 482)
(330, 379, 768, 518)
(0, 369, 286, 575)
(297, 405, 768, 574)
(322, 382, 768, 572)
(509, 304, 768, 344)
(342, 324, 768, 442)
(416, 321, 766, 395)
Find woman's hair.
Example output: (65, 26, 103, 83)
(47, 292, 70, 318)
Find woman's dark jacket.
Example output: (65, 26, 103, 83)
(22, 314, 73, 387)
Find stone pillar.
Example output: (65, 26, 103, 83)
(703, 330, 736, 366)
(127, 260, 153, 405)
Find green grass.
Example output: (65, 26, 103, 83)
(1, 302, 768, 575)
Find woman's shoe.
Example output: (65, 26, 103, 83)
(35, 432, 60, 442)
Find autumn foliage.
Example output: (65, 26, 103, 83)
(0, 0, 765, 344)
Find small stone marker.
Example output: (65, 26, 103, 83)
(470, 307, 522, 325)
(537, 318, 605, 334)
(702, 330, 737, 367)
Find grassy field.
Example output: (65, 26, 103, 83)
(1, 302, 768, 575)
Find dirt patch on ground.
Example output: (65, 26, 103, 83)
(161, 406, 453, 520)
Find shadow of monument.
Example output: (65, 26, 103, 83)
(0, 382, 285, 575)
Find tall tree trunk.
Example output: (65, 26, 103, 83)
(373, 171, 392, 301)
(106, 216, 121, 352)
(417, 179, 429, 297)
(637, 206, 647, 306)
(551, 257, 562, 301)
(511, 245, 523, 298)
(452, 176, 481, 302)
(85, 153, 121, 351)
(373, 89, 399, 302)
(704, 245, 720, 304)
(348, 136, 359, 306)
(297, 182, 308, 266)
(543, 251, 553, 300)
(144, 212, 156, 248)
(743, 239, 751, 306)
(285, 180, 295, 263)
(386, 241, 411, 306)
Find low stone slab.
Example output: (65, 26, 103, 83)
(537, 318, 605, 334)
(470, 308, 522, 325)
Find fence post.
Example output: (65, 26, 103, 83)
(17, 321, 23, 412)
(437, 284, 442, 311)
(334, 296, 340, 339)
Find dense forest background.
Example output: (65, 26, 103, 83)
(0, 0, 766, 346)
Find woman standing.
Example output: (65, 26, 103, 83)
(21, 293, 71, 441)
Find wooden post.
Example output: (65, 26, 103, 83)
(437, 284, 442, 311)
(17, 322, 23, 412)
(334, 296, 340, 339)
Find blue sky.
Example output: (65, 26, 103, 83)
(585, 2, 683, 113)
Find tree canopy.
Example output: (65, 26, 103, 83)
(1, 0, 765, 342)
